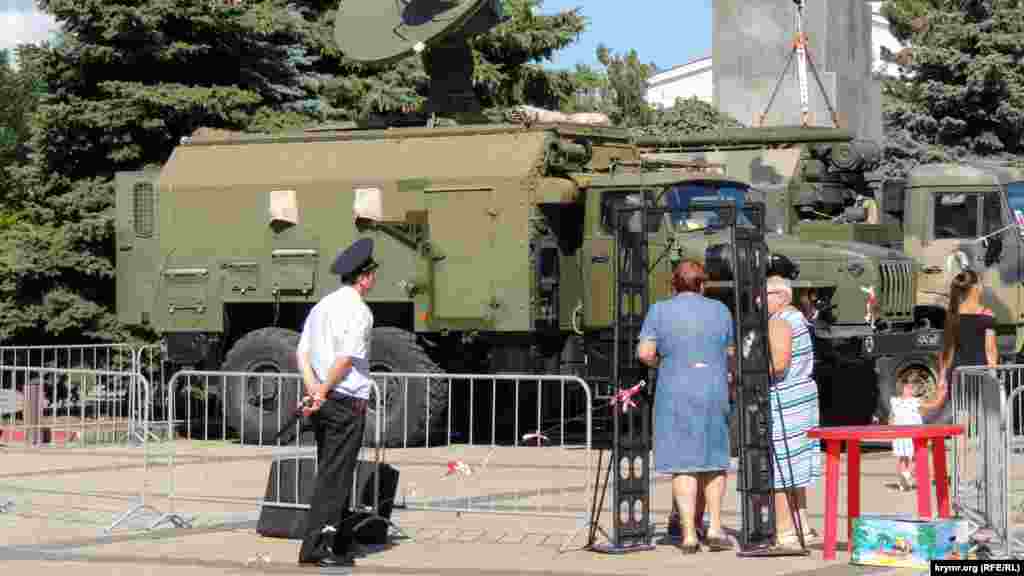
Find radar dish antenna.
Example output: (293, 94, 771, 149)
(335, 0, 505, 124)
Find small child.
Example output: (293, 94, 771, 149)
(890, 377, 946, 491)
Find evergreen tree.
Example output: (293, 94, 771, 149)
(0, 46, 45, 215)
(561, 63, 612, 115)
(596, 44, 657, 127)
(470, 0, 587, 113)
(879, 0, 1024, 176)
(0, 0, 591, 344)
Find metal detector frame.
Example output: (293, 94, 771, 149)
(584, 195, 809, 557)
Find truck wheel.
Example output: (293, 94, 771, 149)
(366, 327, 447, 447)
(876, 354, 941, 424)
(221, 327, 304, 445)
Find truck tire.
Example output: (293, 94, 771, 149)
(221, 327, 304, 445)
(366, 327, 447, 447)
(876, 354, 942, 425)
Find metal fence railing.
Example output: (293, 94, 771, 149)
(952, 365, 1023, 559)
(154, 371, 596, 525)
(0, 341, 602, 546)
(1004, 373, 1024, 559)
(153, 370, 384, 528)
(0, 365, 187, 534)
(0, 344, 139, 443)
(373, 373, 595, 521)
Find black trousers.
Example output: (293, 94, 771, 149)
(298, 395, 366, 563)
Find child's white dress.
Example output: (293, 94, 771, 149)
(890, 396, 922, 457)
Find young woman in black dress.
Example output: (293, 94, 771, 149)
(931, 269, 999, 424)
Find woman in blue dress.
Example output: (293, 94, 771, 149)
(638, 259, 735, 554)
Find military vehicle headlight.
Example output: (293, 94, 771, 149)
(847, 262, 866, 277)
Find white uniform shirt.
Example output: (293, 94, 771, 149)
(297, 285, 374, 400)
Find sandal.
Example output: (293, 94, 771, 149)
(678, 542, 700, 555)
(776, 531, 805, 547)
(801, 528, 823, 546)
(703, 533, 733, 552)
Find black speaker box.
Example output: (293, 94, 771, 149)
(256, 456, 399, 544)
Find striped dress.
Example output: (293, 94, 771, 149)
(769, 306, 822, 489)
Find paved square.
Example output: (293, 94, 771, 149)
(0, 440, 944, 575)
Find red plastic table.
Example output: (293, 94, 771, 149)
(805, 424, 964, 561)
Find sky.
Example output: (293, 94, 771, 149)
(536, 1, 713, 72)
(0, 0, 713, 73)
(0, 0, 59, 61)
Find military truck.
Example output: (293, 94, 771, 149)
(676, 137, 1024, 422)
(637, 137, 943, 424)
(114, 121, 941, 444)
(112, 0, 938, 443)
(869, 162, 1024, 419)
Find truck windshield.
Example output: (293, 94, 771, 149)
(600, 190, 663, 235)
(666, 181, 755, 230)
(1008, 181, 1024, 225)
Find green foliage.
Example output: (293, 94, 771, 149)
(632, 97, 744, 138)
(0, 0, 384, 345)
(0, 47, 46, 212)
(471, 0, 587, 111)
(879, 0, 942, 44)
(879, 0, 1024, 176)
(0, 0, 595, 346)
(558, 63, 616, 116)
(595, 44, 657, 127)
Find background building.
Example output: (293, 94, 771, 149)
(646, 1, 903, 112)
(645, 56, 714, 108)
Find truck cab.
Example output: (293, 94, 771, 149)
(891, 162, 1024, 358)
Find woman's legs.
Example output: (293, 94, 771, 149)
(702, 471, 726, 536)
(672, 474, 700, 546)
(671, 483, 707, 541)
(774, 489, 798, 538)
(694, 478, 706, 537)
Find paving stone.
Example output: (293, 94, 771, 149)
(479, 531, 505, 544)
(522, 533, 548, 546)
(414, 528, 443, 541)
(497, 532, 526, 544)
(455, 529, 485, 542)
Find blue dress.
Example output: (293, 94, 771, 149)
(639, 292, 734, 474)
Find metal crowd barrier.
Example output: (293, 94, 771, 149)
(0, 364, 186, 534)
(134, 343, 170, 441)
(1006, 374, 1024, 558)
(152, 370, 387, 530)
(0, 343, 600, 542)
(0, 344, 137, 441)
(147, 371, 595, 535)
(375, 373, 595, 520)
(952, 365, 1020, 559)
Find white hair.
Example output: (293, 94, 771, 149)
(767, 276, 792, 302)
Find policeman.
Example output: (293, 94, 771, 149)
(296, 238, 378, 568)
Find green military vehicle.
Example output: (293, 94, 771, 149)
(639, 138, 941, 424)
(676, 137, 1024, 422)
(112, 0, 938, 443)
(114, 122, 937, 443)
(867, 161, 1024, 421)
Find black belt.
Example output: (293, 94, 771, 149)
(327, 390, 368, 414)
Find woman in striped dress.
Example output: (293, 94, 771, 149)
(766, 276, 822, 548)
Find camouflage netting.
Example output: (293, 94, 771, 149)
(630, 97, 744, 140)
